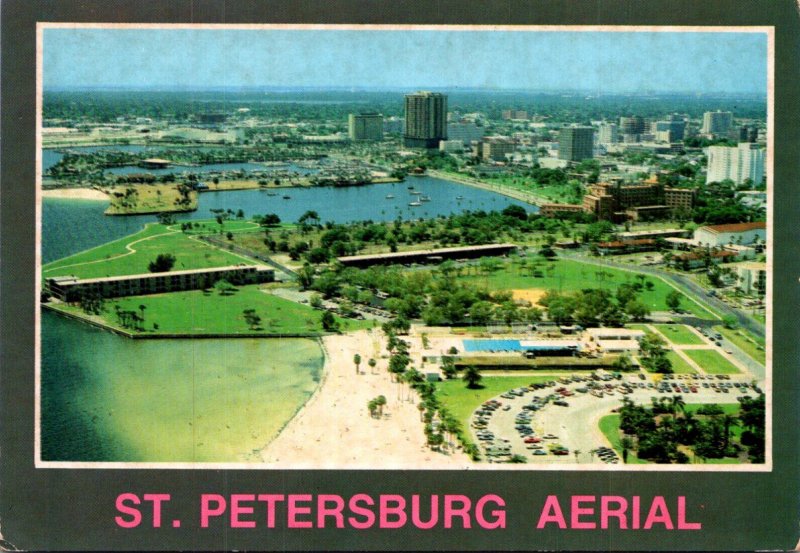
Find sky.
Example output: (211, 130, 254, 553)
(43, 27, 768, 94)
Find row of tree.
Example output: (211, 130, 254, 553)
(617, 394, 764, 463)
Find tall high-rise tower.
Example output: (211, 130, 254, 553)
(404, 91, 447, 148)
(701, 110, 733, 136)
(558, 126, 594, 162)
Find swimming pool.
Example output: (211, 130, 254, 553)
(463, 339, 523, 352)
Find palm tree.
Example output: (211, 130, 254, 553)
(620, 437, 634, 464)
(463, 366, 482, 389)
(670, 395, 686, 417)
(353, 353, 362, 375)
(368, 358, 377, 374)
(376, 395, 387, 417)
(573, 449, 582, 463)
(722, 414, 738, 451)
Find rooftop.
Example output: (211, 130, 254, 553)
(698, 221, 766, 234)
(337, 243, 517, 263)
(47, 264, 273, 286)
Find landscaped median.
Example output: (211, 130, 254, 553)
(683, 349, 741, 375)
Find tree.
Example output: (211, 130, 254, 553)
(353, 353, 362, 375)
(298, 263, 318, 292)
(368, 358, 377, 374)
(620, 437, 635, 463)
(441, 356, 458, 379)
(640, 331, 673, 374)
(722, 314, 739, 329)
(321, 311, 339, 332)
(148, 253, 176, 273)
(375, 395, 387, 417)
(625, 299, 650, 322)
(309, 293, 323, 309)
(666, 290, 683, 312)
(462, 365, 482, 389)
(214, 279, 236, 296)
(242, 308, 261, 330)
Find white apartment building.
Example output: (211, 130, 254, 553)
(706, 143, 765, 185)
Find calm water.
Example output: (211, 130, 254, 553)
(41, 310, 323, 462)
(43, 177, 533, 262)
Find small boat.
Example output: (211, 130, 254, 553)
(455, 195, 464, 200)
(282, 195, 291, 200)
(420, 195, 432, 202)
(410, 190, 422, 195)
(409, 201, 422, 207)
(385, 194, 395, 199)
(407, 185, 415, 190)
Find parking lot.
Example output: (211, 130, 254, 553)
(470, 372, 761, 464)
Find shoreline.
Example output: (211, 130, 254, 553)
(41, 187, 109, 201)
(258, 329, 473, 469)
(427, 169, 549, 207)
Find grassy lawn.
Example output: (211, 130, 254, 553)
(43, 223, 251, 279)
(105, 183, 198, 215)
(436, 375, 554, 444)
(459, 257, 713, 318)
(169, 219, 262, 234)
(598, 414, 647, 464)
(665, 351, 696, 374)
(684, 349, 741, 375)
(653, 324, 705, 345)
(55, 284, 372, 335)
(713, 325, 766, 366)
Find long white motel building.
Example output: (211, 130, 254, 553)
(45, 265, 274, 302)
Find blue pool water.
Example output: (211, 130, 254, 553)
(463, 339, 523, 352)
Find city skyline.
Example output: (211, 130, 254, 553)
(43, 27, 769, 95)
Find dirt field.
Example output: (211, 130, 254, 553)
(511, 288, 547, 306)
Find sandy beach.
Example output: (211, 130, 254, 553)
(259, 329, 471, 469)
(42, 187, 109, 201)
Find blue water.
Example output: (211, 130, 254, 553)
(463, 339, 523, 352)
(42, 176, 535, 262)
(105, 161, 318, 176)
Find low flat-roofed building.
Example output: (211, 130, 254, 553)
(539, 203, 584, 218)
(664, 237, 697, 251)
(46, 264, 274, 302)
(596, 339, 641, 354)
(139, 158, 172, 169)
(337, 243, 517, 268)
(722, 244, 756, 260)
(617, 228, 690, 240)
(596, 239, 657, 255)
(585, 328, 646, 342)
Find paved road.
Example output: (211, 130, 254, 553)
(557, 250, 765, 340)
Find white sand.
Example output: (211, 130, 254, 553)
(41, 188, 109, 201)
(259, 329, 471, 469)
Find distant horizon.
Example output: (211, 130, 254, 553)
(42, 85, 767, 99)
(43, 28, 768, 95)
